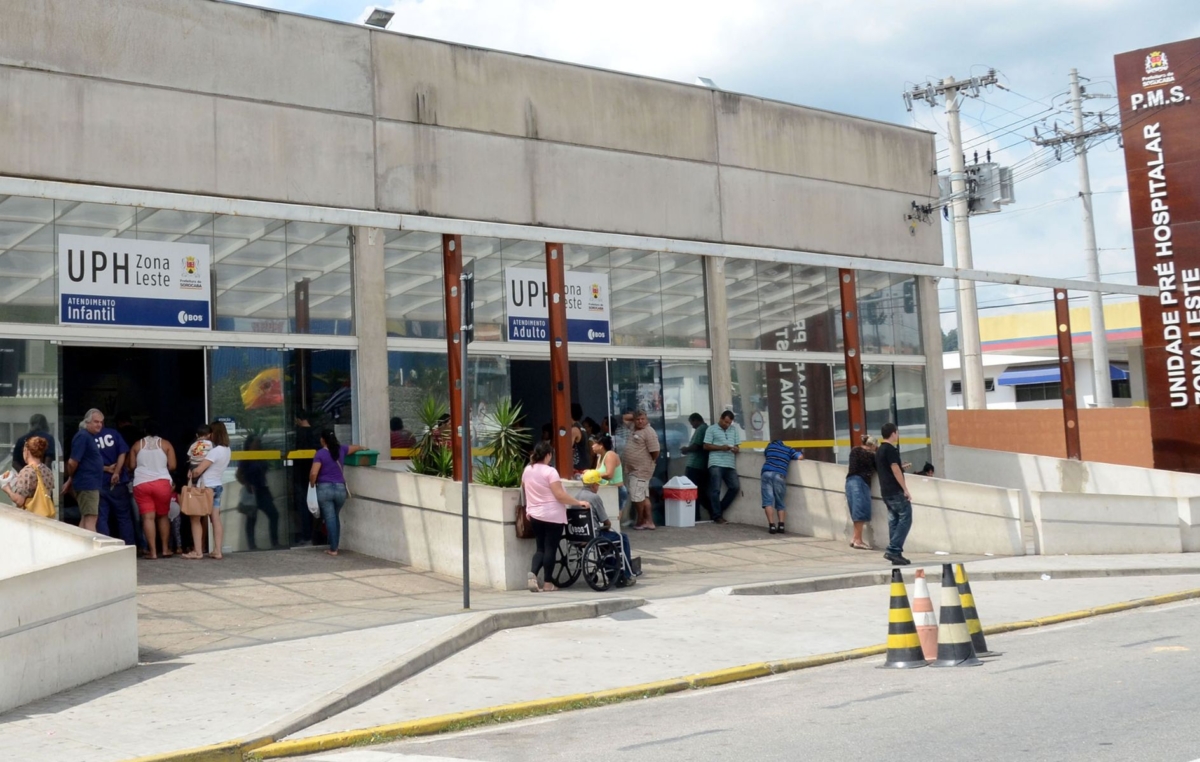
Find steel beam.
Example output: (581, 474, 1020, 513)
(443, 234, 465, 481)
(545, 242, 573, 478)
(1054, 289, 1082, 460)
(838, 269, 867, 444)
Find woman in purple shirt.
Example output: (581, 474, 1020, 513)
(308, 429, 364, 557)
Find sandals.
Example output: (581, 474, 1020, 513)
(850, 541, 873, 550)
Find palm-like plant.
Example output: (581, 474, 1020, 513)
(473, 397, 530, 488)
(410, 396, 453, 478)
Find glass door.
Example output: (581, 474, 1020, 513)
(608, 359, 666, 523)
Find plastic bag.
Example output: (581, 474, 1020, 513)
(306, 484, 320, 516)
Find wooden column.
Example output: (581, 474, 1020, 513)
(838, 269, 867, 445)
(1054, 288, 1082, 460)
(442, 234, 465, 481)
(545, 242, 572, 478)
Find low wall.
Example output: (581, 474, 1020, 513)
(0, 507, 138, 714)
(1030, 492, 1183, 555)
(724, 453, 1024, 557)
(343, 464, 618, 591)
(948, 408, 1153, 468)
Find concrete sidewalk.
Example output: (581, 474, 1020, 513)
(285, 573, 1200, 743)
(134, 525, 982, 661)
(3, 563, 1198, 761)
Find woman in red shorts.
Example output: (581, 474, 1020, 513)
(130, 420, 178, 559)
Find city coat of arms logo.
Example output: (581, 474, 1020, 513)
(1145, 50, 1168, 74)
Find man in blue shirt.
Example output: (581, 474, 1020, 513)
(94, 416, 133, 545)
(761, 440, 803, 535)
(66, 409, 106, 532)
(703, 411, 742, 524)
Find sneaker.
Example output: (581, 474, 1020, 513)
(883, 552, 911, 566)
(768, 524, 777, 535)
(777, 524, 785, 535)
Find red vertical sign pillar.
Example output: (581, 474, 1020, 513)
(546, 242, 573, 478)
(1054, 289, 1082, 460)
(442, 234, 466, 482)
(838, 269, 867, 446)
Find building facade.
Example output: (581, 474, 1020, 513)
(0, 0, 944, 551)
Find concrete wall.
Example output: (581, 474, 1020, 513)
(0, 0, 941, 263)
(0, 507, 137, 713)
(948, 409, 1153, 468)
(1030, 492, 1183, 555)
(342, 463, 618, 591)
(724, 453, 1024, 557)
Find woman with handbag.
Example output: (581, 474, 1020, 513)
(308, 429, 364, 557)
(523, 441, 589, 592)
(130, 420, 177, 559)
(3, 435, 55, 517)
(185, 422, 232, 560)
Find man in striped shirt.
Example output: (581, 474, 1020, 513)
(761, 440, 803, 534)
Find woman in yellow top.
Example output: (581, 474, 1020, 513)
(590, 435, 627, 522)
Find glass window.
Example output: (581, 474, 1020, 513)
(730, 359, 837, 462)
(387, 351, 448, 455)
(858, 273, 922, 355)
(609, 249, 664, 347)
(213, 215, 289, 333)
(1014, 382, 1063, 403)
(661, 360, 711, 479)
(0, 197, 55, 325)
(659, 253, 708, 348)
(894, 364, 931, 468)
(463, 237, 505, 343)
(0, 340, 59, 504)
(725, 261, 838, 352)
(385, 231, 445, 339)
(285, 222, 353, 336)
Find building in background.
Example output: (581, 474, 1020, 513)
(944, 301, 1146, 410)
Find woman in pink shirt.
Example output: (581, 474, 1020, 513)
(523, 441, 588, 592)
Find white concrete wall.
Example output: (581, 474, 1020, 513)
(343, 464, 618, 591)
(725, 453, 1024, 557)
(1030, 492, 1183, 555)
(0, 0, 940, 264)
(0, 507, 137, 714)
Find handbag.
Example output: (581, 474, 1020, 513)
(306, 484, 320, 516)
(26, 469, 55, 519)
(181, 480, 214, 517)
(236, 487, 257, 517)
(514, 482, 535, 540)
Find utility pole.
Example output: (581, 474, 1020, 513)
(905, 71, 998, 410)
(1031, 69, 1120, 408)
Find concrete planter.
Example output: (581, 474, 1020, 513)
(341, 463, 616, 591)
(0, 506, 137, 713)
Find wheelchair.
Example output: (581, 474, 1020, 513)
(551, 506, 632, 592)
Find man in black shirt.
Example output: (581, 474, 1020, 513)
(13, 414, 55, 471)
(875, 422, 912, 566)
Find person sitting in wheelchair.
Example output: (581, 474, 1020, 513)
(577, 469, 637, 587)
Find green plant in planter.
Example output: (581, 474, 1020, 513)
(474, 397, 530, 488)
(410, 396, 453, 478)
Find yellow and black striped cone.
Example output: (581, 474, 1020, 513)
(955, 563, 999, 657)
(930, 563, 982, 667)
(879, 568, 928, 669)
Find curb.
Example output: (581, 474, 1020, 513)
(242, 587, 1200, 760)
(123, 597, 644, 762)
(727, 565, 1200, 596)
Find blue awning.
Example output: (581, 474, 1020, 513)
(997, 365, 1060, 386)
(997, 363, 1130, 386)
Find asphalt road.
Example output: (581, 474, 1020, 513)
(301, 599, 1200, 762)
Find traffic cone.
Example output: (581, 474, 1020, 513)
(912, 569, 939, 661)
(930, 564, 982, 667)
(879, 568, 927, 669)
(955, 563, 999, 657)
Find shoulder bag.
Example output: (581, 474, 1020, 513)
(514, 480, 535, 540)
(181, 479, 214, 517)
(26, 468, 55, 519)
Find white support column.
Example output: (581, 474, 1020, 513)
(918, 276, 948, 470)
(705, 256, 733, 414)
(353, 226, 391, 460)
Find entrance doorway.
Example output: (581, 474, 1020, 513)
(509, 359, 609, 464)
(61, 346, 207, 457)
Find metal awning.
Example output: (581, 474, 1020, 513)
(997, 363, 1129, 386)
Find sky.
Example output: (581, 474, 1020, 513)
(242, 0, 1200, 328)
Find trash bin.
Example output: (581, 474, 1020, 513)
(663, 476, 698, 528)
